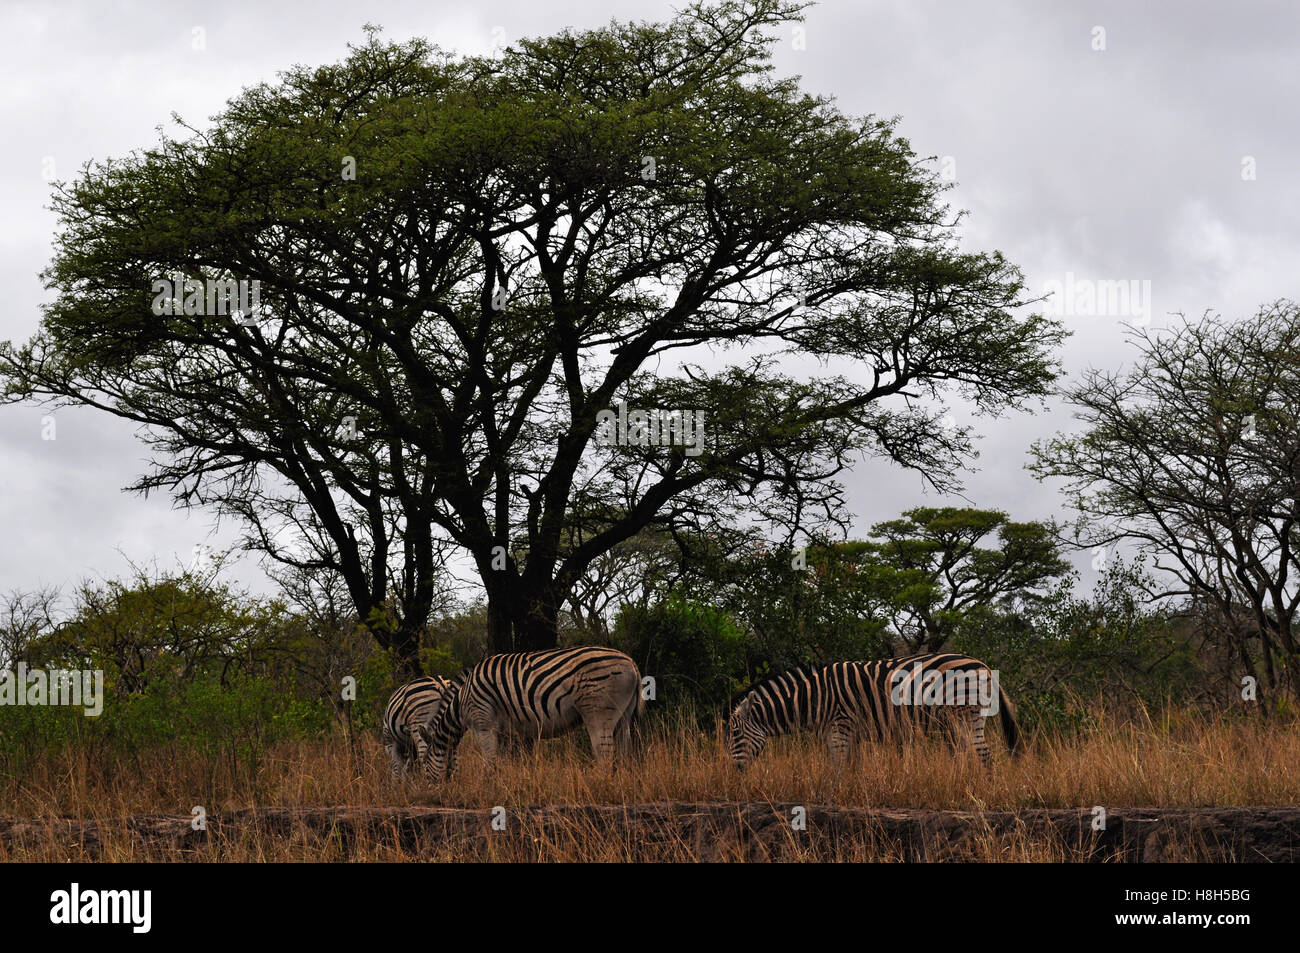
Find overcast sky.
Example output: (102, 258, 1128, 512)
(1, 0, 1297, 608)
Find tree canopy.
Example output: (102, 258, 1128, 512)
(857, 506, 1071, 652)
(1033, 302, 1300, 702)
(2, 0, 1063, 669)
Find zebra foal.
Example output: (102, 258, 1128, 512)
(727, 653, 1021, 770)
(419, 646, 643, 781)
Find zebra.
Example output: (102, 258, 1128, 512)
(381, 675, 452, 780)
(727, 653, 1021, 770)
(418, 646, 644, 782)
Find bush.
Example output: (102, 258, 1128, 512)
(614, 595, 748, 723)
(0, 672, 336, 777)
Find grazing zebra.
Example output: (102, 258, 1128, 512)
(381, 675, 452, 779)
(419, 647, 643, 781)
(727, 653, 1021, 770)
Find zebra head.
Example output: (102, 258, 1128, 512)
(419, 672, 466, 782)
(727, 694, 766, 770)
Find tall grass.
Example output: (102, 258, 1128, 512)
(4, 706, 1298, 814)
(1, 707, 1296, 860)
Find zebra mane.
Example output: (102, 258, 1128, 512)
(735, 664, 817, 702)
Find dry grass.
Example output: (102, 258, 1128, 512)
(2, 708, 1297, 860)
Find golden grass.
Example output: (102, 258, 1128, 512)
(1, 708, 1296, 860)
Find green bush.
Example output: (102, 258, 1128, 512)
(614, 595, 748, 723)
(0, 672, 337, 775)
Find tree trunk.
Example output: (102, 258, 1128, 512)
(486, 595, 516, 655)
(483, 573, 564, 653)
(390, 623, 423, 680)
(515, 597, 560, 651)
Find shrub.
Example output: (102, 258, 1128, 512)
(614, 595, 748, 723)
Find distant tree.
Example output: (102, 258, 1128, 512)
(0, 587, 60, 671)
(2, 1, 1063, 668)
(559, 524, 682, 642)
(860, 506, 1071, 651)
(1032, 303, 1300, 703)
(27, 567, 278, 693)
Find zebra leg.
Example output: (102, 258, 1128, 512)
(388, 753, 406, 783)
(411, 731, 429, 778)
(472, 727, 499, 767)
(609, 684, 642, 761)
(613, 711, 633, 758)
(382, 727, 403, 783)
(890, 717, 913, 759)
(583, 711, 619, 764)
(970, 709, 991, 769)
(825, 718, 853, 767)
(386, 740, 409, 783)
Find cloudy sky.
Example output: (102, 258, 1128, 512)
(1, 0, 1296, 608)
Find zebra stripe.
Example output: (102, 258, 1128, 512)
(419, 647, 644, 781)
(727, 653, 1021, 769)
(381, 675, 451, 779)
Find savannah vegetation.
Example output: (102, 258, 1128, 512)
(1, 1, 1298, 860)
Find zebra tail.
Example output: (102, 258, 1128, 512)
(999, 686, 1022, 757)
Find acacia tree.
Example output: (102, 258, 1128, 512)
(1032, 302, 1300, 702)
(858, 506, 1071, 651)
(2, 0, 1063, 669)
